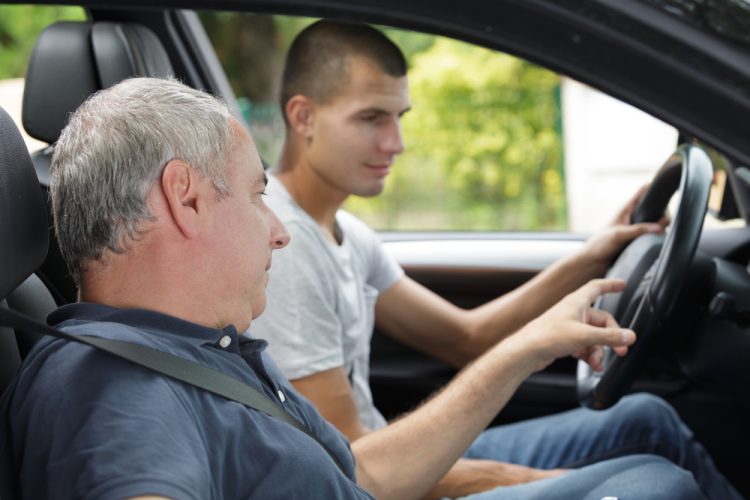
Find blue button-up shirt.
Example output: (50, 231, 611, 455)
(6, 303, 373, 499)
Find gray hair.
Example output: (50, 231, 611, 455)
(50, 77, 235, 285)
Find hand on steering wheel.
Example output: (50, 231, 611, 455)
(577, 144, 713, 410)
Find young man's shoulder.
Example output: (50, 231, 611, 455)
(336, 209, 388, 256)
(264, 174, 307, 224)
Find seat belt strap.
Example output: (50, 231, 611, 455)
(0, 306, 347, 474)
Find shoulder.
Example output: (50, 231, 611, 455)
(337, 210, 381, 247)
(8, 323, 212, 498)
(15, 321, 190, 412)
(337, 210, 404, 291)
(263, 174, 306, 225)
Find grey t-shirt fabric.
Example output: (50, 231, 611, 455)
(5, 303, 373, 500)
(250, 175, 404, 430)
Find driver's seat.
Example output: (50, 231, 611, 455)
(22, 20, 174, 306)
(0, 104, 55, 395)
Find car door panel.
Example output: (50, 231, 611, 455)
(371, 234, 585, 424)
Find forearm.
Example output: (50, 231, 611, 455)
(357, 278, 635, 499)
(290, 368, 372, 442)
(466, 247, 603, 350)
(377, 248, 605, 368)
(352, 336, 537, 500)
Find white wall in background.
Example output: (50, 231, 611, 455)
(562, 78, 678, 233)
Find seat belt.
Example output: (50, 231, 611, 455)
(0, 306, 347, 474)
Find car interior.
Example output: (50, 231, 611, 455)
(1, 2, 750, 497)
(1, 19, 176, 393)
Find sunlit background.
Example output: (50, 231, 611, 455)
(1, 7, 703, 234)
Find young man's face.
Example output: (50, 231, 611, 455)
(305, 55, 410, 199)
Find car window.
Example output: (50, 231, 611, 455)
(200, 13, 704, 234)
(0, 5, 86, 151)
(0, 9, 743, 233)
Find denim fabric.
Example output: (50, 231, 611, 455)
(461, 394, 741, 500)
(459, 454, 706, 500)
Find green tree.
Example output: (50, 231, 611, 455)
(199, 13, 315, 164)
(347, 37, 565, 231)
(200, 14, 566, 231)
(0, 5, 85, 79)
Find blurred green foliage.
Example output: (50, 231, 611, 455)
(2, 7, 565, 231)
(0, 5, 86, 79)
(346, 37, 565, 230)
(202, 13, 567, 231)
(198, 13, 317, 163)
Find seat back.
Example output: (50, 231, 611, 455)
(22, 20, 174, 305)
(0, 105, 52, 393)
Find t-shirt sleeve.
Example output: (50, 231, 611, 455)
(250, 221, 346, 380)
(339, 211, 404, 293)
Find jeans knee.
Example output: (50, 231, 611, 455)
(616, 393, 682, 432)
(610, 393, 696, 460)
(640, 456, 706, 499)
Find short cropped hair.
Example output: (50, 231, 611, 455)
(50, 77, 234, 285)
(280, 19, 407, 123)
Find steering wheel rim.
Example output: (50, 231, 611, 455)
(577, 144, 713, 410)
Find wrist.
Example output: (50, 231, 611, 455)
(491, 327, 545, 376)
(571, 244, 609, 280)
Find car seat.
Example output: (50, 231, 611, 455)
(22, 20, 174, 305)
(0, 105, 52, 395)
(1, 20, 175, 393)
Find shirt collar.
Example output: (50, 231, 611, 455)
(48, 302, 240, 349)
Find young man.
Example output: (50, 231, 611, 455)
(251, 20, 741, 499)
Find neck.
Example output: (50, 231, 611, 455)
(276, 140, 346, 239)
(79, 238, 241, 331)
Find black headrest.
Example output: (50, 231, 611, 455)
(22, 21, 174, 144)
(22, 21, 98, 145)
(0, 106, 49, 299)
(92, 22, 174, 85)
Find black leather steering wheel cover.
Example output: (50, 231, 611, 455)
(578, 144, 713, 409)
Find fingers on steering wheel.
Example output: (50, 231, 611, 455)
(586, 307, 617, 328)
(583, 307, 636, 352)
(578, 279, 626, 311)
(611, 182, 650, 225)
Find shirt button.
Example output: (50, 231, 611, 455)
(277, 390, 286, 403)
(219, 335, 232, 348)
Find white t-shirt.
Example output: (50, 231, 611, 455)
(249, 175, 404, 430)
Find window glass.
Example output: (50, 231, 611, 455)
(202, 13, 696, 232)
(0, 5, 86, 150)
(702, 142, 745, 228)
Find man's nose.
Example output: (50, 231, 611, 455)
(270, 214, 291, 249)
(380, 120, 405, 155)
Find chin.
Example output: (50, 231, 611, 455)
(355, 183, 386, 198)
(250, 298, 267, 320)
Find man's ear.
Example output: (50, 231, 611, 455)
(161, 159, 203, 239)
(286, 95, 315, 138)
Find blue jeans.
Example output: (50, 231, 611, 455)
(460, 393, 741, 500)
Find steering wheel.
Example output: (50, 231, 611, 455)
(577, 144, 713, 410)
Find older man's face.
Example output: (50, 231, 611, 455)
(207, 120, 290, 329)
